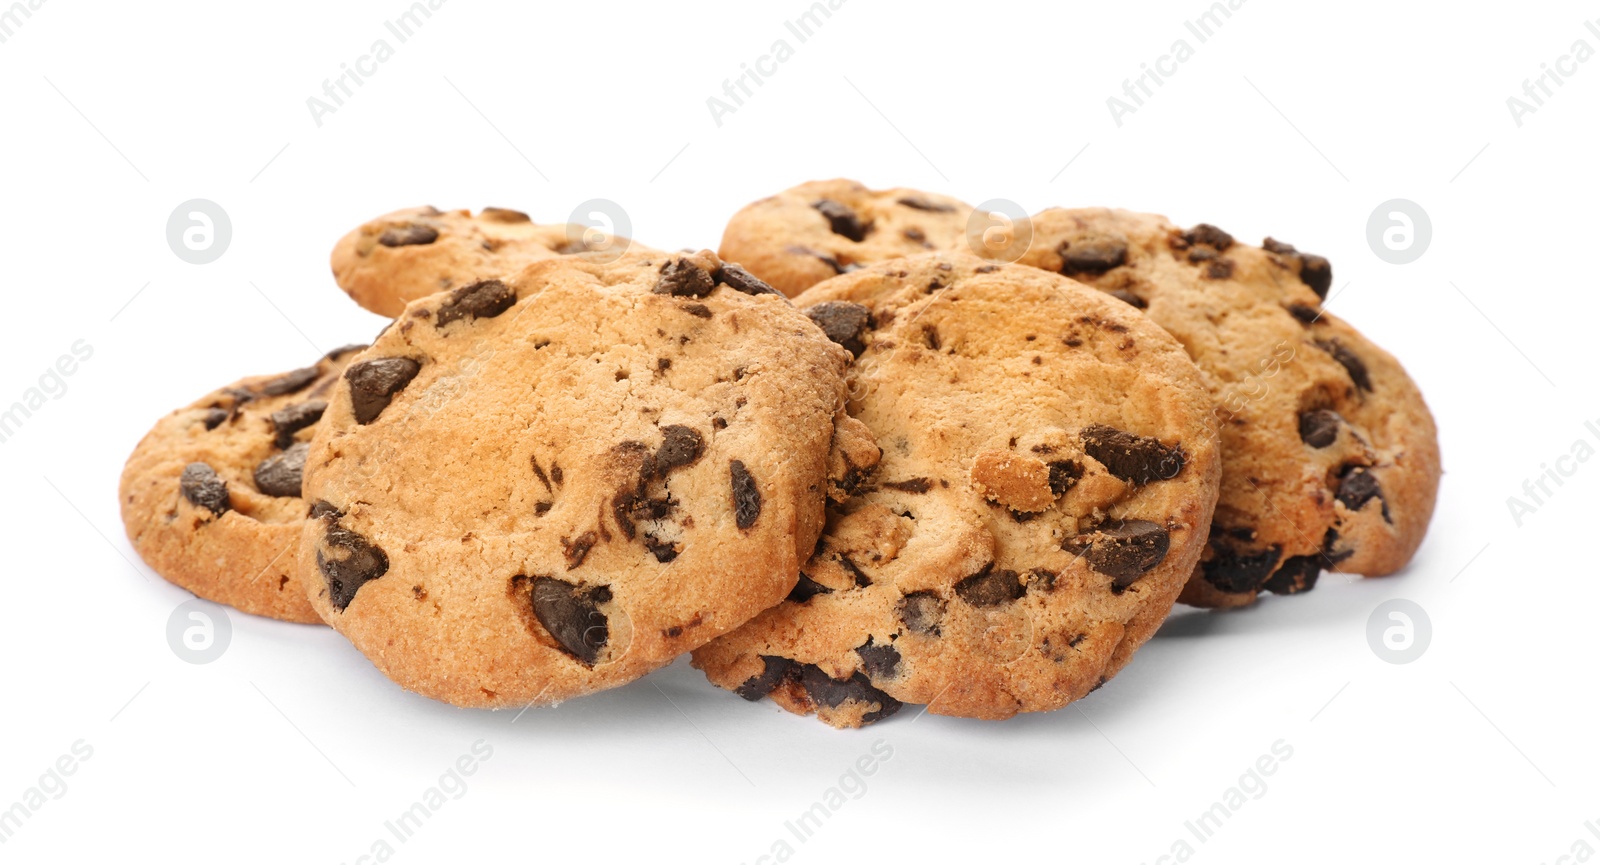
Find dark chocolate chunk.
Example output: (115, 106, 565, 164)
(787, 572, 833, 603)
(1337, 465, 1387, 518)
(254, 442, 309, 497)
(855, 638, 901, 679)
(1064, 519, 1170, 591)
(529, 577, 611, 665)
(1048, 460, 1084, 496)
(735, 655, 796, 700)
(1299, 410, 1341, 448)
(1107, 288, 1147, 309)
(1298, 254, 1332, 298)
(730, 460, 761, 529)
(1315, 340, 1372, 392)
(655, 425, 704, 474)
(643, 536, 679, 563)
(654, 259, 716, 297)
(898, 591, 946, 636)
(716, 263, 783, 297)
(1184, 223, 1234, 250)
(1262, 237, 1297, 254)
(1204, 259, 1235, 280)
(203, 408, 228, 430)
(269, 400, 327, 449)
(345, 357, 421, 424)
(896, 195, 955, 213)
(799, 665, 902, 724)
(883, 478, 932, 494)
(378, 224, 439, 247)
(838, 554, 871, 588)
(260, 366, 320, 397)
(562, 531, 598, 570)
(1262, 555, 1322, 595)
(954, 564, 1025, 607)
(1287, 304, 1322, 325)
(1059, 238, 1128, 275)
(315, 503, 389, 611)
(1080, 425, 1185, 485)
(813, 199, 870, 242)
(480, 207, 531, 223)
(682, 302, 713, 318)
(179, 463, 230, 515)
(435, 279, 516, 327)
(1201, 543, 1281, 594)
(804, 301, 872, 356)
(323, 343, 369, 362)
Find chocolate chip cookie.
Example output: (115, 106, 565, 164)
(330, 206, 656, 317)
(691, 253, 1222, 727)
(995, 208, 1440, 607)
(119, 346, 366, 623)
(300, 251, 859, 708)
(718, 180, 974, 297)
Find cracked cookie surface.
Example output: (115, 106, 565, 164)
(300, 250, 854, 708)
(994, 208, 1440, 607)
(120, 345, 366, 623)
(330, 205, 658, 317)
(718, 179, 974, 297)
(691, 253, 1221, 727)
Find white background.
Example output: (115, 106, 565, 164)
(1, 0, 1595, 862)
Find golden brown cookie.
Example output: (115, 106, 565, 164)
(120, 346, 365, 623)
(299, 251, 858, 708)
(995, 208, 1440, 607)
(691, 253, 1222, 727)
(718, 179, 974, 297)
(330, 206, 656, 317)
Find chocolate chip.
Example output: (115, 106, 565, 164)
(813, 199, 870, 241)
(855, 638, 901, 679)
(1059, 238, 1128, 275)
(654, 259, 716, 298)
(202, 408, 228, 430)
(1262, 555, 1322, 595)
(1080, 425, 1185, 485)
(480, 207, 531, 223)
(1048, 460, 1084, 496)
(1201, 543, 1281, 594)
(716, 263, 783, 297)
(955, 564, 1025, 607)
(529, 577, 611, 665)
(323, 343, 369, 362)
(681, 302, 712, 319)
(884, 478, 932, 493)
(1299, 410, 1341, 448)
(562, 531, 598, 570)
(735, 655, 796, 700)
(1204, 259, 1235, 280)
(179, 463, 230, 515)
(788, 572, 833, 603)
(655, 425, 704, 474)
(1337, 465, 1387, 518)
(838, 554, 871, 588)
(898, 591, 946, 636)
(730, 459, 761, 529)
(1063, 519, 1170, 591)
(1184, 224, 1234, 250)
(799, 665, 901, 724)
(345, 358, 421, 424)
(269, 400, 327, 448)
(1298, 254, 1332, 298)
(903, 227, 927, 244)
(254, 442, 308, 497)
(896, 195, 955, 212)
(1315, 340, 1372, 392)
(643, 536, 678, 563)
(260, 366, 320, 397)
(1107, 288, 1146, 309)
(378, 224, 438, 247)
(1262, 237, 1297, 254)
(436, 279, 516, 327)
(1287, 304, 1321, 325)
(315, 503, 388, 611)
(805, 301, 872, 356)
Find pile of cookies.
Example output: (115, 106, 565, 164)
(120, 181, 1440, 728)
